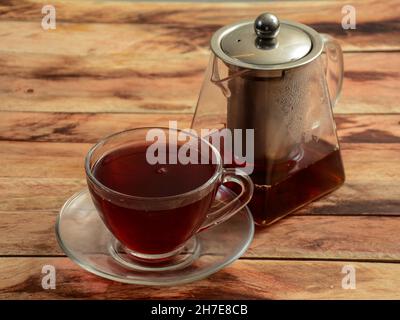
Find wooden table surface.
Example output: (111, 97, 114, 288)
(0, 0, 399, 299)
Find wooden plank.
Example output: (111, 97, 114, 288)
(0, 52, 398, 113)
(0, 142, 399, 214)
(0, 112, 193, 143)
(0, 142, 89, 179)
(298, 181, 400, 216)
(249, 216, 400, 261)
(0, 258, 399, 299)
(1, 173, 399, 215)
(0, 141, 398, 179)
(0, 0, 399, 51)
(0, 210, 59, 256)
(0, 0, 399, 114)
(0, 178, 86, 211)
(0, 113, 399, 143)
(340, 53, 400, 114)
(0, 142, 397, 256)
(1, 207, 400, 260)
(336, 114, 400, 143)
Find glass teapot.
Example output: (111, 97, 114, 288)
(191, 13, 345, 226)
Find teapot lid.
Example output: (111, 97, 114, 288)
(211, 13, 323, 71)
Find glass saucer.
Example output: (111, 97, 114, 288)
(56, 188, 254, 286)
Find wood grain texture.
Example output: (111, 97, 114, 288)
(0, 0, 399, 299)
(0, 210, 59, 256)
(0, 142, 399, 214)
(1, 209, 400, 261)
(0, 141, 398, 257)
(250, 216, 400, 261)
(336, 114, 400, 143)
(0, 178, 86, 211)
(0, 0, 399, 114)
(1, 0, 399, 51)
(0, 113, 399, 143)
(0, 258, 399, 299)
(1, 141, 399, 179)
(0, 112, 193, 143)
(0, 52, 398, 113)
(341, 53, 400, 114)
(1, 173, 399, 215)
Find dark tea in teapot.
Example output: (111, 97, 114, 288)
(247, 140, 345, 225)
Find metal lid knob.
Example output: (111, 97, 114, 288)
(254, 13, 280, 39)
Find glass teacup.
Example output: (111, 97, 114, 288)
(85, 127, 253, 266)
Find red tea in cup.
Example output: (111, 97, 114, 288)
(85, 128, 253, 262)
(90, 143, 217, 254)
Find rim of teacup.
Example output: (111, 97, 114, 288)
(85, 127, 224, 202)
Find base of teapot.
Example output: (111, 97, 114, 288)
(254, 179, 344, 227)
(248, 143, 345, 226)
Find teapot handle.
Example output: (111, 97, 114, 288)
(321, 34, 344, 107)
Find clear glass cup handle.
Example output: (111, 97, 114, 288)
(198, 169, 254, 232)
(321, 34, 344, 107)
